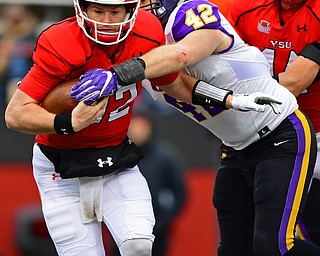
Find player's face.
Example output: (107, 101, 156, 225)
(86, 3, 127, 32)
(280, 0, 306, 9)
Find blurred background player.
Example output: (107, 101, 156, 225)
(127, 111, 186, 256)
(0, 4, 38, 107)
(230, 0, 320, 246)
(111, 109, 186, 256)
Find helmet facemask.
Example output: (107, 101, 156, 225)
(74, 0, 140, 45)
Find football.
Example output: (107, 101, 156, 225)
(42, 78, 79, 115)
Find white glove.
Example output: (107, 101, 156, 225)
(232, 92, 282, 114)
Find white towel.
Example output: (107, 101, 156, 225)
(77, 176, 103, 224)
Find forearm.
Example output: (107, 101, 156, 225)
(164, 73, 233, 108)
(276, 56, 319, 97)
(6, 91, 109, 135)
(6, 89, 72, 135)
(141, 44, 193, 79)
(160, 74, 194, 103)
(174, 75, 280, 112)
(5, 101, 56, 135)
(111, 44, 193, 86)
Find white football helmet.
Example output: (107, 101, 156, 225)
(74, 0, 140, 45)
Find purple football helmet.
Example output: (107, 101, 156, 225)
(140, 0, 183, 19)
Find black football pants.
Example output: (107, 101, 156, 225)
(298, 177, 320, 246)
(213, 110, 320, 256)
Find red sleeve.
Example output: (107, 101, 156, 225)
(18, 63, 63, 102)
(19, 18, 93, 102)
(149, 72, 179, 87)
(18, 27, 70, 102)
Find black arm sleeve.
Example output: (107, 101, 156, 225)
(111, 57, 146, 85)
(192, 80, 233, 109)
(299, 42, 320, 65)
(312, 70, 320, 84)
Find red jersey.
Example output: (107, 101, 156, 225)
(209, 0, 231, 20)
(19, 10, 178, 150)
(230, 0, 320, 132)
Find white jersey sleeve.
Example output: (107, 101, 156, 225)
(144, 0, 298, 150)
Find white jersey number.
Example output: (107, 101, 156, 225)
(93, 85, 138, 123)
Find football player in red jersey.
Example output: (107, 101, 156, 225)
(230, 0, 320, 249)
(4, 0, 182, 255)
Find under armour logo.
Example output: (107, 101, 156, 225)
(97, 157, 113, 168)
(60, 128, 69, 135)
(52, 173, 61, 181)
(297, 24, 307, 32)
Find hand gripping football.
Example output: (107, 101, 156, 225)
(42, 78, 79, 115)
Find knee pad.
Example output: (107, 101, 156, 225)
(119, 239, 152, 256)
